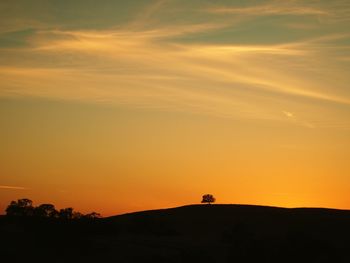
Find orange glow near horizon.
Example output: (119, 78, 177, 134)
(1, 98, 349, 216)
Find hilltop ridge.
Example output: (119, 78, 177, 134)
(107, 203, 350, 218)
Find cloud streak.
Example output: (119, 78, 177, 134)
(0, 185, 27, 190)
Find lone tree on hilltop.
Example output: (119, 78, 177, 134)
(201, 194, 216, 205)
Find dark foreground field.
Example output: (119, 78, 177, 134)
(1, 204, 350, 263)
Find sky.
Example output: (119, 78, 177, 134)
(1, 0, 350, 216)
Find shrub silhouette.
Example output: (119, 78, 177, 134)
(84, 212, 101, 219)
(201, 194, 216, 204)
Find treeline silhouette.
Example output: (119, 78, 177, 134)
(5, 198, 100, 220)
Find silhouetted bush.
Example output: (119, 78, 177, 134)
(84, 212, 101, 219)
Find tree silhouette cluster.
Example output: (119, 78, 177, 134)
(5, 198, 101, 220)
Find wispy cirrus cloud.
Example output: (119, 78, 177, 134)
(0, 1, 350, 129)
(205, 0, 350, 25)
(206, 5, 328, 16)
(1, 27, 350, 126)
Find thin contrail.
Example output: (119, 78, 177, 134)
(0, 185, 27, 190)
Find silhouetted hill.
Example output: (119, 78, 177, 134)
(2, 204, 350, 262)
(106, 204, 350, 235)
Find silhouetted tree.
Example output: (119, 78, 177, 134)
(6, 198, 34, 216)
(73, 211, 83, 219)
(34, 204, 58, 218)
(201, 194, 215, 205)
(59, 208, 74, 220)
(84, 212, 101, 219)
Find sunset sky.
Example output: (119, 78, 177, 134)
(1, 0, 350, 216)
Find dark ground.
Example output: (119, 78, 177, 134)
(1, 204, 350, 263)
